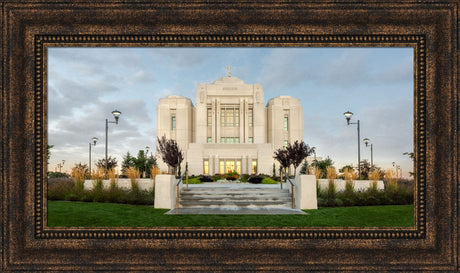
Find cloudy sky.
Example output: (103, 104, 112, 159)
(47, 47, 414, 177)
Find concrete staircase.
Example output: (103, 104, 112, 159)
(179, 186, 293, 209)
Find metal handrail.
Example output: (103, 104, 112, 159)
(175, 170, 187, 209)
(281, 168, 295, 209)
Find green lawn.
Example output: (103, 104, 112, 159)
(47, 201, 414, 227)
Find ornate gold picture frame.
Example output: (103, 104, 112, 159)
(1, 1, 458, 271)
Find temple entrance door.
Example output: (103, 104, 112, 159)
(226, 161, 235, 173)
(219, 159, 242, 174)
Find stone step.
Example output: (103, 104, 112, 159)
(179, 200, 292, 208)
(182, 187, 289, 192)
(181, 192, 291, 196)
(181, 189, 290, 194)
(179, 186, 293, 209)
(180, 196, 292, 201)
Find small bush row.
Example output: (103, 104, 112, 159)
(317, 179, 414, 207)
(47, 177, 155, 205)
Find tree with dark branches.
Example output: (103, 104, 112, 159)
(286, 140, 314, 175)
(274, 148, 291, 175)
(157, 135, 184, 176)
(95, 156, 118, 171)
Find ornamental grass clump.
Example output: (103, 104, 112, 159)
(368, 169, 380, 192)
(150, 165, 160, 181)
(384, 169, 398, 194)
(310, 166, 322, 195)
(71, 165, 87, 192)
(326, 166, 337, 201)
(126, 166, 140, 193)
(343, 168, 356, 194)
(108, 168, 119, 191)
(91, 167, 105, 192)
(310, 166, 322, 179)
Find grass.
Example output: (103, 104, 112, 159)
(187, 177, 202, 184)
(47, 201, 414, 227)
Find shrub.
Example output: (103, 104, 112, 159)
(212, 174, 223, 181)
(64, 193, 79, 201)
(248, 175, 264, 184)
(199, 175, 213, 182)
(240, 174, 250, 182)
(48, 172, 69, 178)
(224, 171, 239, 181)
(47, 178, 74, 200)
(262, 177, 278, 184)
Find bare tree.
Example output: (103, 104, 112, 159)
(157, 135, 184, 176)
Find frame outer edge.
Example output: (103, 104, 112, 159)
(1, 1, 459, 271)
(452, 0, 460, 271)
(1, 1, 4, 273)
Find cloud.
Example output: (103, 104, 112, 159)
(258, 48, 314, 91)
(319, 51, 369, 87)
(376, 56, 413, 83)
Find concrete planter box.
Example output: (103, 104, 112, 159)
(292, 175, 317, 210)
(83, 178, 155, 191)
(317, 179, 384, 192)
(154, 174, 181, 209)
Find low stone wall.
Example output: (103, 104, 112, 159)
(317, 179, 384, 192)
(83, 178, 155, 191)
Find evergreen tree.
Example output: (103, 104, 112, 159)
(312, 157, 334, 178)
(121, 151, 135, 176)
(95, 156, 118, 171)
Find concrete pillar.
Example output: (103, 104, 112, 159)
(240, 99, 244, 142)
(154, 175, 179, 209)
(216, 100, 221, 143)
(293, 175, 317, 209)
(214, 155, 220, 174)
(248, 155, 252, 174)
(212, 99, 216, 143)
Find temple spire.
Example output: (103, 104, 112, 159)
(227, 66, 231, 77)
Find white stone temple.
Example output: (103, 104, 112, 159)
(156, 71, 304, 176)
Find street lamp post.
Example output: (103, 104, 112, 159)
(311, 146, 317, 176)
(57, 160, 65, 172)
(392, 162, 401, 177)
(344, 111, 361, 179)
(89, 137, 98, 175)
(105, 110, 121, 176)
(363, 138, 373, 168)
(144, 146, 150, 178)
